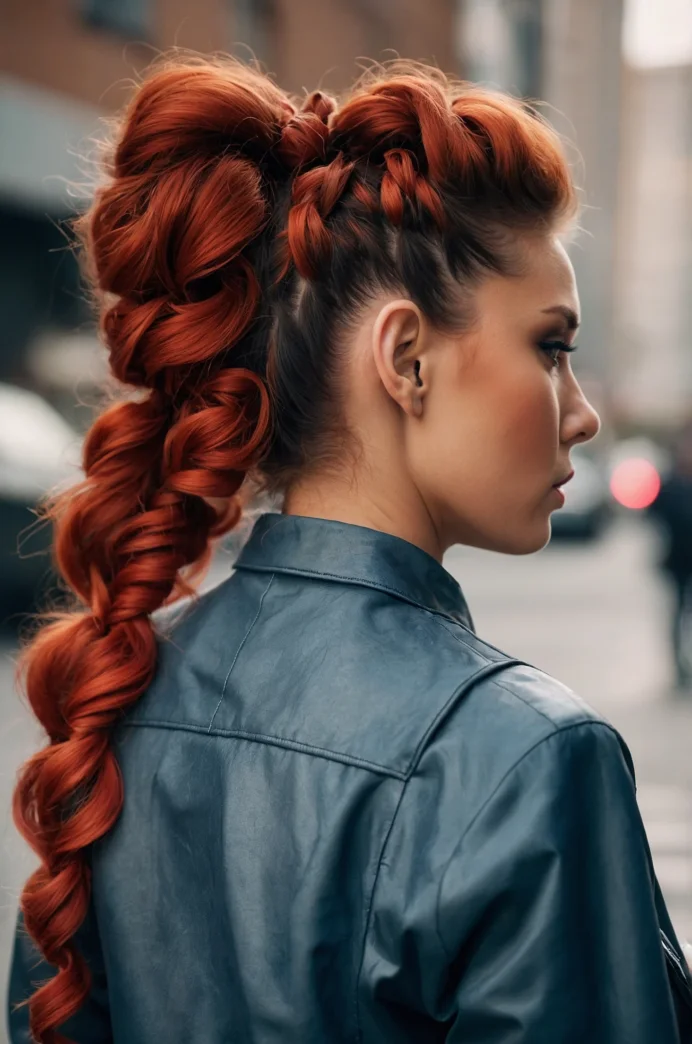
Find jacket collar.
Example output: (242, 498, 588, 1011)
(233, 511, 474, 631)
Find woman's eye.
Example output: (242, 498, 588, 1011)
(538, 340, 578, 368)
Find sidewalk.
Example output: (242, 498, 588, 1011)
(607, 691, 692, 944)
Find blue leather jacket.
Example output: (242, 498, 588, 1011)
(9, 512, 692, 1042)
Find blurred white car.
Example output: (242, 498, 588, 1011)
(550, 447, 613, 540)
(0, 382, 82, 617)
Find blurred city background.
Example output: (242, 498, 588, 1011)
(1, 0, 692, 1033)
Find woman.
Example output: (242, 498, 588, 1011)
(8, 56, 692, 1043)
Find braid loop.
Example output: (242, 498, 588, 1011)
(380, 147, 445, 227)
(278, 79, 456, 281)
(274, 90, 336, 171)
(331, 76, 457, 180)
(286, 152, 356, 279)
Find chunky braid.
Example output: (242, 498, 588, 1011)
(12, 59, 290, 1043)
(274, 74, 571, 292)
(285, 153, 356, 280)
(330, 76, 459, 178)
(380, 147, 445, 227)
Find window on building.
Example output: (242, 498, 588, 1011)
(81, 0, 153, 39)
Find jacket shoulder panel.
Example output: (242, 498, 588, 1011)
(130, 571, 523, 778)
(132, 571, 609, 782)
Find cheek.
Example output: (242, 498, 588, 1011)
(451, 355, 558, 461)
(416, 353, 560, 512)
(499, 369, 560, 470)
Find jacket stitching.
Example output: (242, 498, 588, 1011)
(207, 572, 275, 732)
(434, 616, 492, 658)
(354, 776, 408, 1042)
(123, 719, 406, 780)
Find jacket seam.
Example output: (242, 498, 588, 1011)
(405, 658, 526, 778)
(354, 658, 524, 1038)
(354, 776, 408, 1042)
(432, 718, 627, 960)
(456, 718, 624, 846)
(207, 572, 275, 732)
(436, 618, 606, 730)
(435, 613, 532, 664)
(491, 676, 572, 728)
(121, 719, 406, 780)
(234, 561, 471, 629)
(528, 665, 601, 719)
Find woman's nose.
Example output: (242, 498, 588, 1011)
(561, 384, 601, 447)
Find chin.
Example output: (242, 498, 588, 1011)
(485, 521, 552, 556)
(450, 509, 552, 556)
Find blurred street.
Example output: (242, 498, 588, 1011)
(1, 514, 691, 1039)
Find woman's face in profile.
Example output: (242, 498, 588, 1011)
(412, 234, 601, 555)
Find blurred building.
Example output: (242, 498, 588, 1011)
(1, 0, 458, 403)
(459, 0, 692, 437)
(543, 0, 624, 429)
(1, 0, 236, 390)
(456, 0, 543, 98)
(458, 0, 624, 439)
(613, 52, 692, 431)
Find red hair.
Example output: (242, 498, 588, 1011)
(12, 55, 576, 1041)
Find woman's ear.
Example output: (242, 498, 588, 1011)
(371, 300, 427, 417)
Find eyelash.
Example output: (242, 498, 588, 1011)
(539, 340, 578, 368)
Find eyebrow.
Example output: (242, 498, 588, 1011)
(541, 305, 580, 331)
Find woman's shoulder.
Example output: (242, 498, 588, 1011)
(418, 626, 631, 815)
(470, 655, 608, 734)
(439, 618, 611, 732)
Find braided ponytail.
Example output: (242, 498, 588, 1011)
(12, 57, 301, 1042)
(13, 55, 577, 1040)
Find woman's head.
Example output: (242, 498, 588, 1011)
(325, 229, 599, 558)
(83, 57, 598, 560)
(211, 59, 594, 558)
(14, 55, 597, 1040)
